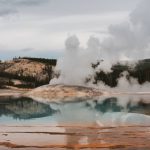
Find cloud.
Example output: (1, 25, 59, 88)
(47, 0, 141, 16)
(101, 0, 150, 60)
(0, 0, 138, 18)
(0, 9, 17, 16)
(0, 0, 50, 17)
(51, 35, 101, 85)
(21, 48, 34, 52)
(50, 0, 150, 86)
(0, 0, 50, 6)
(14, 0, 47, 5)
(0, 0, 142, 60)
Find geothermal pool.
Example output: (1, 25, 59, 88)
(0, 95, 150, 149)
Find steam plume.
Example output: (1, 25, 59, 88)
(51, 0, 150, 92)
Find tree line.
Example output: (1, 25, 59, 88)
(91, 59, 150, 87)
(21, 57, 57, 66)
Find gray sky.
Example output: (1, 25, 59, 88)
(0, 0, 142, 60)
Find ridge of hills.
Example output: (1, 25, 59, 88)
(0, 57, 56, 89)
(0, 57, 150, 89)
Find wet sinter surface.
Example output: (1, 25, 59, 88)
(0, 95, 150, 149)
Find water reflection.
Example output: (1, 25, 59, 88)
(93, 97, 150, 115)
(0, 96, 150, 150)
(49, 96, 150, 126)
(0, 95, 150, 126)
(0, 96, 56, 119)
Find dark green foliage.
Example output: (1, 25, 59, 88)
(44, 64, 53, 82)
(22, 57, 57, 66)
(0, 70, 49, 88)
(130, 59, 150, 84)
(93, 59, 150, 87)
(94, 70, 120, 87)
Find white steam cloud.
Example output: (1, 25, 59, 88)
(51, 35, 101, 85)
(96, 71, 150, 93)
(101, 0, 150, 60)
(51, 0, 150, 92)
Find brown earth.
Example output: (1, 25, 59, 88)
(0, 125, 149, 150)
(0, 89, 29, 97)
(0, 58, 55, 88)
(0, 59, 46, 79)
(25, 84, 103, 102)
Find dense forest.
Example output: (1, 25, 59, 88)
(21, 57, 57, 66)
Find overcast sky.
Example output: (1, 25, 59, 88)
(0, 0, 142, 60)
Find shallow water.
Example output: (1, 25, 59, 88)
(0, 95, 150, 126)
(0, 95, 150, 149)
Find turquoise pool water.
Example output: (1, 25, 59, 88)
(0, 95, 150, 126)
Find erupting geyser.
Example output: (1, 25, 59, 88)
(28, 0, 150, 99)
(50, 0, 150, 92)
(50, 35, 101, 86)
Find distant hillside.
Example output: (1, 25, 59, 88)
(22, 57, 57, 66)
(0, 57, 150, 89)
(0, 57, 57, 89)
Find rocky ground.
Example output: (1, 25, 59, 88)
(0, 125, 149, 150)
(0, 89, 29, 97)
(0, 85, 150, 150)
(25, 84, 104, 102)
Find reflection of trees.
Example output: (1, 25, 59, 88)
(0, 97, 57, 119)
(92, 98, 150, 115)
(127, 101, 150, 115)
(94, 98, 123, 113)
(0, 96, 147, 121)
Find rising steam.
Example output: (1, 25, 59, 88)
(51, 0, 150, 92)
(101, 0, 150, 60)
(51, 35, 101, 86)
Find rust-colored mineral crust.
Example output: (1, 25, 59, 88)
(0, 125, 149, 150)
